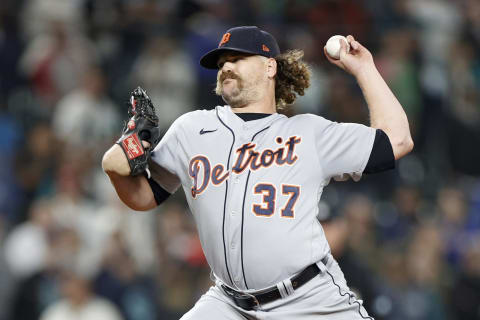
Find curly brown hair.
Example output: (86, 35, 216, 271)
(274, 49, 311, 112)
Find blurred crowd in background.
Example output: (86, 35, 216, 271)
(0, 0, 479, 319)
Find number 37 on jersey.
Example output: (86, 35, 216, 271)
(188, 136, 302, 218)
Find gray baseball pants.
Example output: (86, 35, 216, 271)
(181, 254, 373, 320)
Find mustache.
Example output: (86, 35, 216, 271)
(219, 71, 240, 83)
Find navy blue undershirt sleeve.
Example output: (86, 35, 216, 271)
(145, 173, 171, 205)
(364, 129, 395, 174)
(236, 113, 271, 121)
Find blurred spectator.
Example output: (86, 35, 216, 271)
(0, 5, 24, 97)
(19, 20, 96, 106)
(285, 27, 329, 115)
(302, 0, 373, 43)
(0, 199, 52, 320)
(8, 226, 82, 320)
(130, 35, 196, 129)
(3, 199, 53, 279)
(122, 0, 174, 36)
(406, 0, 463, 99)
(343, 195, 377, 258)
(183, 10, 230, 107)
(40, 269, 123, 320)
(400, 224, 447, 320)
(92, 174, 158, 273)
(20, 0, 85, 40)
(52, 66, 120, 156)
(0, 241, 14, 320)
(155, 202, 210, 316)
(325, 72, 368, 124)
(443, 35, 480, 175)
(157, 202, 207, 269)
(94, 231, 157, 320)
(14, 122, 56, 223)
(377, 185, 422, 244)
(447, 38, 480, 128)
(376, 28, 422, 137)
(323, 195, 386, 319)
(8, 269, 59, 320)
(462, 0, 480, 46)
(450, 237, 480, 319)
(0, 98, 23, 222)
(47, 156, 105, 278)
(437, 187, 470, 268)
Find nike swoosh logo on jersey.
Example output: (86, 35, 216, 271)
(199, 128, 218, 135)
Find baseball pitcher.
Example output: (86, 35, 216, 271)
(102, 26, 413, 319)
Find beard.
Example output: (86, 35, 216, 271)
(215, 71, 262, 108)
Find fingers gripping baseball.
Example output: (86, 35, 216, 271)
(324, 35, 374, 77)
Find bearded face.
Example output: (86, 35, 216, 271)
(215, 54, 268, 108)
(215, 70, 243, 101)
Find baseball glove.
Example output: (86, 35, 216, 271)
(117, 86, 161, 176)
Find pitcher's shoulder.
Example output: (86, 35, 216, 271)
(281, 113, 333, 128)
(174, 108, 219, 126)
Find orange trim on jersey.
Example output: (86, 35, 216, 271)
(232, 143, 257, 174)
(249, 150, 262, 171)
(211, 164, 229, 185)
(252, 183, 276, 217)
(280, 184, 300, 219)
(284, 136, 302, 165)
(259, 148, 275, 168)
(188, 155, 211, 199)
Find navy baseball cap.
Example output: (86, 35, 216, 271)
(200, 26, 280, 69)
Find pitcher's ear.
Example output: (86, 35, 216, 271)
(266, 58, 277, 78)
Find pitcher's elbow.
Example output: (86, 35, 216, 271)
(393, 135, 414, 160)
(406, 136, 414, 153)
(119, 194, 151, 212)
(102, 150, 115, 174)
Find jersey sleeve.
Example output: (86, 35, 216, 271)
(149, 116, 183, 193)
(313, 116, 376, 182)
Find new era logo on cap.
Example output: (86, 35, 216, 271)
(200, 26, 280, 69)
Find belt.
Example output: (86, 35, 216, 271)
(221, 256, 328, 311)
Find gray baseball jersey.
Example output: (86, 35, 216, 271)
(151, 105, 375, 291)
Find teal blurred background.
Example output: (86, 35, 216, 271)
(0, 0, 479, 319)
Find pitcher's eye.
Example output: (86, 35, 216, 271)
(218, 55, 244, 68)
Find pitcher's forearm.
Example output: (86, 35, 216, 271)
(105, 171, 157, 211)
(356, 65, 413, 159)
(102, 144, 156, 211)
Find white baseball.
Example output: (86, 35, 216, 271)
(325, 35, 350, 60)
